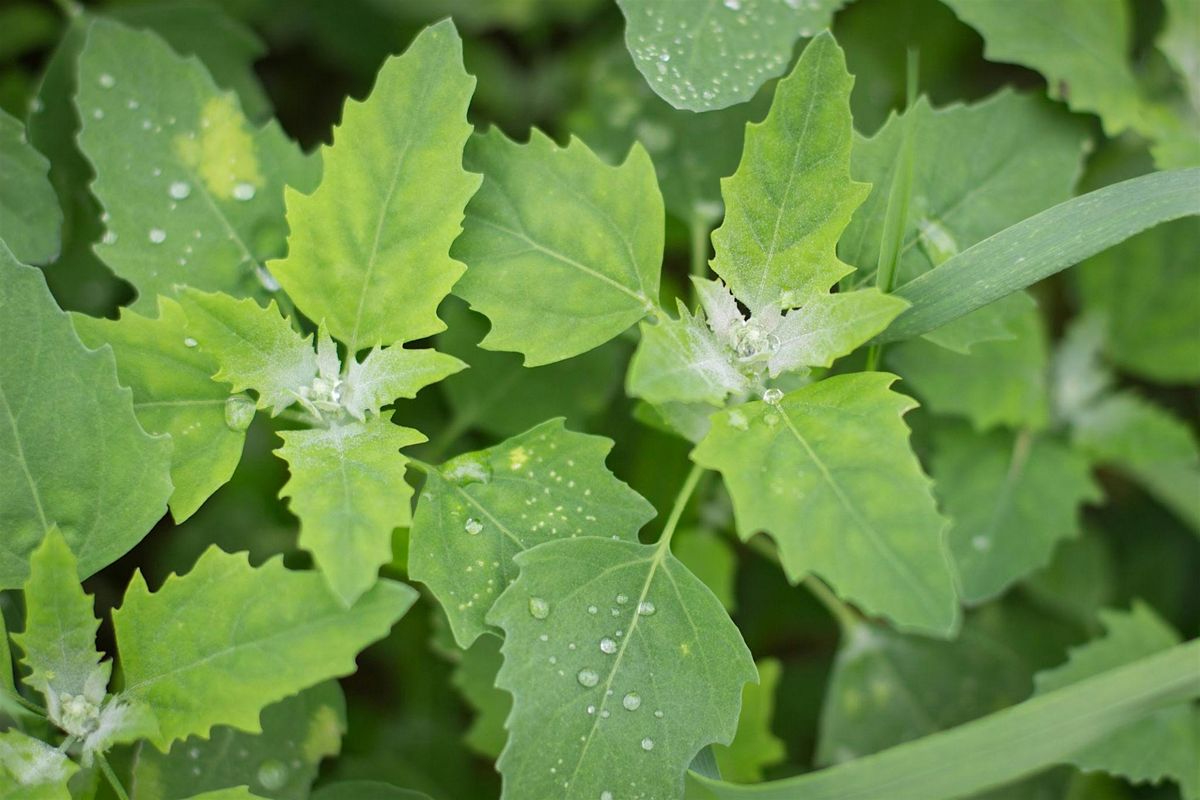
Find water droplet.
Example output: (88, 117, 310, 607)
(256, 759, 288, 791)
(101, 231, 118, 246)
(641, 737, 655, 751)
(528, 596, 550, 620)
(148, 228, 166, 244)
(654, 710, 664, 719)
(587, 605, 598, 615)
(762, 388, 784, 405)
(233, 182, 256, 201)
(637, 601, 656, 616)
(465, 518, 484, 535)
(224, 395, 256, 432)
(600, 637, 617, 654)
(601, 792, 614, 800)
(615, 593, 629, 605)
(724, 0, 742, 8)
(184, 337, 198, 348)
(727, 410, 749, 431)
(169, 181, 191, 200)
(586, 704, 596, 715)
(444, 455, 492, 486)
(622, 692, 642, 711)
(92, 109, 104, 120)
(98, 73, 115, 88)
(577, 668, 600, 688)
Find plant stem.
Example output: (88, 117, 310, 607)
(656, 462, 706, 553)
(1, 687, 47, 717)
(96, 752, 131, 800)
(689, 217, 710, 281)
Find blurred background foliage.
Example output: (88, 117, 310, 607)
(1, 1, 1196, 798)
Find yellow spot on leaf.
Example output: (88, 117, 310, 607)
(302, 704, 343, 762)
(508, 446, 530, 471)
(680, 642, 691, 656)
(174, 95, 262, 200)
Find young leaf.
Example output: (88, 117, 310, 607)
(673, 528, 738, 612)
(72, 298, 247, 522)
(339, 347, 465, 421)
(888, 296, 1049, 432)
(271, 20, 479, 351)
(1034, 603, 1200, 799)
(932, 426, 1101, 603)
(409, 419, 656, 647)
(452, 128, 662, 365)
(0, 729, 78, 797)
(451, 633, 511, 759)
(627, 302, 750, 406)
(487, 537, 756, 799)
(692, 373, 959, 636)
(765, 288, 907, 374)
(12, 528, 101, 702)
(713, 658, 786, 782)
(710, 33, 869, 312)
(617, 0, 844, 112)
(114, 547, 417, 748)
(76, 18, 319, 307)
(132, 681, 346, 799)
(277, 419, 427, 606)
(0, 244, 172, 590)
(178, 290, 316, 415)
(0, 108, 61, 264)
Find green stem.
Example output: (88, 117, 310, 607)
(1, 686, 47, 718)
(656, 463, 705, 553)
(689, 217, 710, 282)
(95, 752, 131, 800)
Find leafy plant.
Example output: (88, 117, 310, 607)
(1, 1, 1197, 799)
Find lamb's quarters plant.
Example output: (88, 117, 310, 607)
(2, 2, 1199, 800)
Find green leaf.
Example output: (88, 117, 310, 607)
(114, 547, 417, 748)
(0, 244, 172, 590)
(888, 297, 1049, 432)
(277, 418, 426, 605)
(1160, 0, 1200, 110)
(932, 426, 1101, 603)
(452, 128, 662, 366)
(339, 347, 464, 422)
(178, 290, 316, 415)
(409, 419, 657, 647)
(710, 33, 868, 312)
(71, 298, 246, 522)
(76, 18, 318, 307)
(627, 302, 750, 407)
(672, 528, 737, 613)
(692, 373, 959, 636)
(617, 0, 845, 112)
(487, 536, 756, 799)
(12, 527, 100, 702)
(840, 91, 1086, 350)
(311, 783, 432, 800)
(132, 681, 346, 800)
(0, 729, 77, 798)
(694, 639, 1200, 799)
(1077, 218, 1200, 383)
(940, 0, 1142, 137)
(0, 108, 60, 264)
(271, 20, 478, 351)
(876, 169, 1200, 343)
(451, 633, 511, 759)
(1034, 603, 1199, 799)
(1073, 392, 1199, 472)
(713, 658, 785, 782)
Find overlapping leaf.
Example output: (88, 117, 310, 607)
(0, 729, 77, 797)
(409, 419, 657, 647)
(713, 659, 786, 782)
(693, 373, 959, 636)
(0, 108, 60, 264)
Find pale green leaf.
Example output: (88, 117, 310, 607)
(888, 296, 1049, 432)
(1049, 314, 1113, 424)
(451, 633, 511, 759)
(0, 244, 172, 589)
(12, 528, 100, 700)
(72, 298, 246, 522)
(1077, 218, 1200, 383)
(1073, 392, 1199, 473)
(932, 425, 1101, 603)
(488, 536, 756, 799)
(133, 681, 346, 800)
(271, 21, 477, 351)
(340, 347, 465, 422)
(114, 547, 417, 748)
(1035, 603, 1200, 799)
(409, 419, 656, 647)
(178, 290, 316, 416)
(713, 659, 785, 782)
(617, 0, 845, 112)
(767, 288, 907, 374)
(1160, 0, 1200, 109)
(76, 18, 318, 307)
(0, 729, 77, 799)
(710, 33, 868, 312)
(277, 418, 426, 606)
(0, 108, 60, 264)
(452, 128, 662, 366)
(627, 302, 750, 406)
(692, 373, 959, 636)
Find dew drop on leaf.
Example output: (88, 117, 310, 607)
(622, 692, 642, 711)
(637, 600, 656, 616)
(762, 388, 784, 404)
(233, 182, 257, 201)
(528, 596, 550, 619)
(577, 668, 600, 688)
(599, 637, 617, 654)
(464, 517, 483, 535)
(168, 181, 191, 200)
(641, 736, 655, 751)
(256, 759, 288, 791)
(148, 228, 166, 244)
(224, 395, 256, 432)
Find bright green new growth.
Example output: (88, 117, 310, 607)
(0, 244, 172, 590)
(409, 419, 657, 647)
(453, 128, 662, 365)
(0, 107, 61, 265)
(618, 0, 845, 112)
(488, 537, 756, 799)
(72, 298, 247, 521)
(693, 373, 959, 636)
(271, 20, 479, 352)
(76, 18, 319, 307)
(711, 33, 868, 313)
(114, 547, 417, 748)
